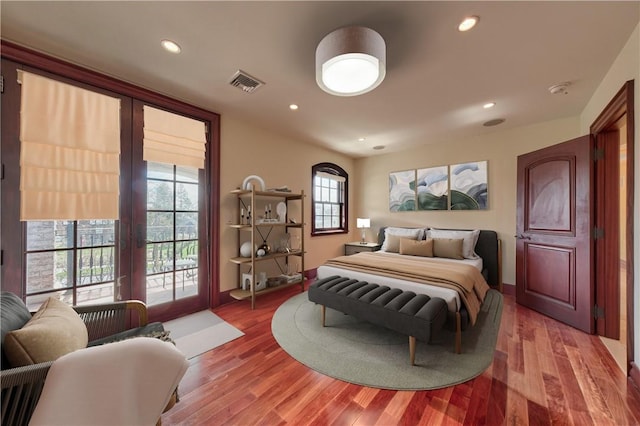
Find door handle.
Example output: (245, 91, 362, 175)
(135, 224, 145, 248)
(515, 234, 531, 240)
(120, 223, 128, 250)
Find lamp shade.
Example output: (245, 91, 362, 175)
(316, 27, 386, 96)
(356, 218, 371, 229)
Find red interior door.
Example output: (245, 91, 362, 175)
(516, 135, 593, 333)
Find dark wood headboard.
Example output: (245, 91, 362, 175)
(377, 227, 502, 290)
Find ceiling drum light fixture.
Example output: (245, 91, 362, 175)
(316, 26, 386, 96)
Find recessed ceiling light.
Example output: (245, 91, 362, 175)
(161, 39, 181, 54)
(358, 137, 366, 142)
(373, 145, 385, 150)
(483, 102, 496, 109)
(289, 104, 299, 110)
(458, 16, 479, 32)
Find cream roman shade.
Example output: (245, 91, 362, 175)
(19, 71, 121, 221)
(143, 106, 206, 169)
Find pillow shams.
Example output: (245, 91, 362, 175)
(399, 238, 433, 257)
(380, 227, 425, 252)
(427, 229, 480, 259)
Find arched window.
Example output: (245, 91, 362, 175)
(311, 162, 348, 235)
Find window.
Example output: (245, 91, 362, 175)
(312, 163, 348, 235)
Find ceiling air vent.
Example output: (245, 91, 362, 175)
(229, 70, 265, 93)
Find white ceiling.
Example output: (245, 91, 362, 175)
(1, 1, 638, 158)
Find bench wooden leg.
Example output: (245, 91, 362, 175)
(455, 312, 461, 354)
(409, 336, 416, 366)
(320, 305, 326, 327)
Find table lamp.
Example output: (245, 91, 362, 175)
(356, 218, 371, 244)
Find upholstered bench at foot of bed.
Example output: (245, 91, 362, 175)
(308, 275, 448, 365)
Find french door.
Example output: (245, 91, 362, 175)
(0, 61, 213, 321)
(131, 101, 209, 321)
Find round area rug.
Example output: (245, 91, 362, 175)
(271, 289, 503, 390)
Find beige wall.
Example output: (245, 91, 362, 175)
(218, 115, 355, 292)
(579, 23, 639, 366)
(354, 116, 581, 288)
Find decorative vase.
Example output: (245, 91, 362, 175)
(240, 242, 255, 257)
(259, 243, 271, 255)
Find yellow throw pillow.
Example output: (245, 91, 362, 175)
(4, 297, 88, 367)
(399, 238, 434, 257)
(433, 238, 465, 260)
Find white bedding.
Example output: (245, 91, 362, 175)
(316, 253, 483, 313)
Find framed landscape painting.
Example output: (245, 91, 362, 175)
(416, 166, 448, 210)
(389, 170, 416, 211)
(449, 161, 488, 210)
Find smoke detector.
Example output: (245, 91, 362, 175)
(548, 82, 571, 95)
(229, 70, 265, 93)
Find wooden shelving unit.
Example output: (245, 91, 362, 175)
(229, 188, 305, 309)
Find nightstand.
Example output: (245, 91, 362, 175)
(344, 242, 382, 255)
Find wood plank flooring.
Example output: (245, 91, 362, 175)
(161, 283, 640, 425)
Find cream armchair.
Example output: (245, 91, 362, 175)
(29, 337, 188, 426)
(0, 292, 177, 425)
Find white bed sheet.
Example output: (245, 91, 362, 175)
(316, 253, 483, 313)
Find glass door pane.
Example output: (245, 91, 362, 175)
(145, 162, 200, 306)
(24, 220, 118, 309)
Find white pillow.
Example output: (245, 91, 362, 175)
(427, 229, 480, 259)
(380, 227, 424, 252)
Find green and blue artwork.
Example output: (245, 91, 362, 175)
(389, 170, 416, 211)
(449, 161, 488, 210)
(416, 166, 448, 210)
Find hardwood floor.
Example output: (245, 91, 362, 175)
(161, 283, 640, 425)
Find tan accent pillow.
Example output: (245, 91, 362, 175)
(433, 238, 465, 260)
(4, 297, 88, 367)
(399, 238, 434, 257)
(427, 229, 480, 259)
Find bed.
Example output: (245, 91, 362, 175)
(316, 227, 502, 336)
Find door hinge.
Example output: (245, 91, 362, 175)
(594, 148, 604, 161)
(592, 304, 605, 319)
(593, 227, 604, 239)
(0, 75, 4, 94)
